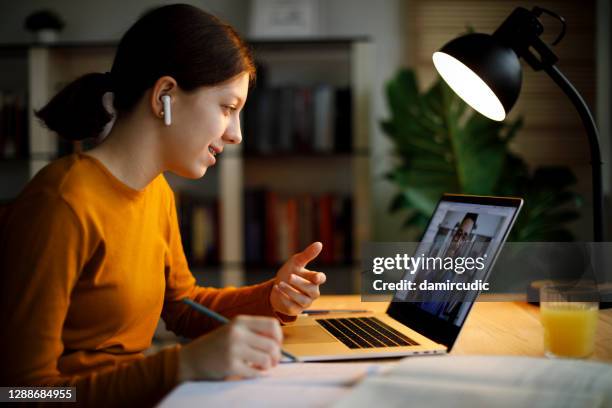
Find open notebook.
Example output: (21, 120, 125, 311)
(160, 356, 612, 407)
(334, 355, 612, 408)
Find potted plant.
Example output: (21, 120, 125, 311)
(381, 68, 582, 241)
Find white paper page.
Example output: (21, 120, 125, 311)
(334, 376, 603, 408)
(158, 362, 386, 408)
(256, 362, 386, 385)
(334, 356, 612, 408)
(159, 382, 352, 408)
(390, 355, 612, 400)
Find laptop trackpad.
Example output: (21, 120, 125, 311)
(283, 324, 335, 344)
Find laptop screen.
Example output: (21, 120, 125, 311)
(387, 194, 522, 350)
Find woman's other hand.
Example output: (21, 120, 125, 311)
(270, 242, 327, 316)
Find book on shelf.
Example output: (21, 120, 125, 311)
(0, 90, 29, 159)
(244, 188, 353, 267)
(243, 83, 352, 155)
(175, 192, 220, 267)
(313, 84, 334, 152)
(333, 87, 352, 152)
(277, 87, 294, 152)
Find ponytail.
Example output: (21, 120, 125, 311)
(34, 72, 114, 141)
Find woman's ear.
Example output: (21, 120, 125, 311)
(151, 76, 177, 122)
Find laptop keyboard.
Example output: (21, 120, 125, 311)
(316, 317, 419, 349)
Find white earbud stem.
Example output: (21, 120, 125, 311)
(161, 95, 172, 126)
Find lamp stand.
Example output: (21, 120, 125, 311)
(543, 65, 604, 242)
(494, 7, 605, 241)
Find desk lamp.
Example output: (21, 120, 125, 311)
(432, 6, 604, 241)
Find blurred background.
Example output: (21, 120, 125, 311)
(0, 0, 610, 296)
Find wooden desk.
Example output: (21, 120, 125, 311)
(161, 297, 612, 406)
(311, 295, 612, 362)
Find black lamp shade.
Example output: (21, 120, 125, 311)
(433, 33, 523, 121)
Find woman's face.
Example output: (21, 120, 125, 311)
(164, 72, 249, 178)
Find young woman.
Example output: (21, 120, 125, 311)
(0, 4, 326, 406)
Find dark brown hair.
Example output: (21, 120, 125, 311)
(35, 4, 256, 141)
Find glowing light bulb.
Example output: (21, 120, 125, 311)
(433, 51, 506, 121)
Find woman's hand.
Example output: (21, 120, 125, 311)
(270, 242, 327, 316)
(177, 315, 282, 382)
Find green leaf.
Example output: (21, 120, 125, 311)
(389, 192, 409, 213)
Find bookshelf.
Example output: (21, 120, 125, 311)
(0, 38, 372, 294)
(0, 46, 30, 202)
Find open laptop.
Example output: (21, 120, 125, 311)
(282, 194, 523, 361)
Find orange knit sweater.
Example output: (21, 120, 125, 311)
(0, 153, 285, 406)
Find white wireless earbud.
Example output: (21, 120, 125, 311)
(161, 95, 172, 126)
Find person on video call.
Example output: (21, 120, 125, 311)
(0, 5, 327, 406)
(445, 212, 478, 258)
(435, 212, 480, 318)
(419, 212, 479, 316)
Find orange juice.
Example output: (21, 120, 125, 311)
(540, 304, 598, 358)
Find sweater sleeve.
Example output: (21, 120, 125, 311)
(161, 188, 296, 339)
(0, 192, 179, 407)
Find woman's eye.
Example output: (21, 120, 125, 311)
(222, 105, 237, 115)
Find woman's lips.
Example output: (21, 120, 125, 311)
(207, 149, 216, 165)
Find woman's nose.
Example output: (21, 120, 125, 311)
(223, 117, 242, 144)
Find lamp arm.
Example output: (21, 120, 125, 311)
(543, 64, 604, 241)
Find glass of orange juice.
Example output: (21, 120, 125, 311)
(540, 283, 599, 358)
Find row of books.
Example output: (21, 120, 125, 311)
(0, 91, 28, 159)
(242, 84, 352, 154)
(175, 189, 355, 268)
(244, 189, 353, 266)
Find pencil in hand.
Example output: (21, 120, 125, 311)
(181, 298, 299, 362)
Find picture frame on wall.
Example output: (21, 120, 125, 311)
(248, 0, 321, 38)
